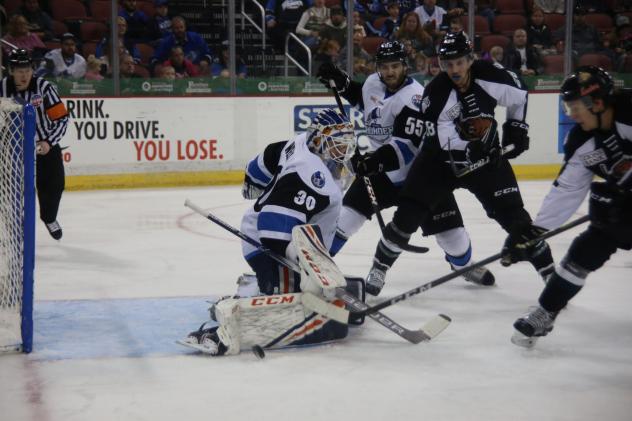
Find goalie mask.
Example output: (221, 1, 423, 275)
(307, 109, 356, 185)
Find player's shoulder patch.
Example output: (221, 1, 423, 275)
(411, 93, 424, 110)
(563, 125, 593, 161)
(311, 170, 326, 188)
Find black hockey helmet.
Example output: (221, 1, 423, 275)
(561, 65, 614, 103)
(8, 48, 33, 69)
(376, 41, 407, 65)
(438, 31, 473, 60)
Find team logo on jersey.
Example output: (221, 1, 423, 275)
(580, 149, 607, 167)
(445, 103, 462, 121)
(30, 94, 43, 108)
(411, 94, 423, 110)
(366, 107, 392, 142)
(311, 171, 326, 188)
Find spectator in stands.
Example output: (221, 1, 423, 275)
(295, 0, 330, 49)
(319, 6, 348, 48)
(211, 43, 247, 78)
(265, 0, 311, 52)
(534, 0, 564, 14)
(438, 0, 465, 12)
(414, 0, 447, 34)
(444, 9, 464, 34)
(120, 53, 140, 78)
(148, 0, 172, 45)
(553, 5, 601, 56)
(156, 64, 176, 79)
(395, 12, 434, 56)
(37, 33, 86, 79)
(313, 39, 341, 72)
(338, 25, 374, 77)
(527, 7, 554, 55)
(475, 0, 495, 34)
(428, 55, 441, 76)
(410, 51, 429, 76)
(580, 0, 611, 13)
(380, 0, 401, 40)
(96, 17, 142, 64)
(152, 16, 212, 66)
(84, 55, 105, 81)
(1, 14, 46, 60)
(17, 0, 53, 41)
(119, 0, 149, 42)
(503, 28, 542, 76)
(489, 45, 504, 64)
(164, 46, 198, 78)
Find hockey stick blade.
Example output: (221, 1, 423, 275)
(334, 289, 450, 343)
(185, 199, 433, 342)
(351, 215, 591, 317)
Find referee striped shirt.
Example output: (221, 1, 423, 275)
(0, 76, 69, 146)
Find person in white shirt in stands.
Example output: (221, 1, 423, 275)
(37, 33, 86, 79)
(414, 0, 446, 33)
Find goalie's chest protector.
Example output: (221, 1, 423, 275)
(362, 73, 425, 150)
(242, 133, 343, 255)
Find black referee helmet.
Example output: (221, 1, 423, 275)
(8, 48, 33, 69)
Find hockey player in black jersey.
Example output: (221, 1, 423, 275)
(317, 40, 495, 296)
(503, 66, 632, 347)
(366, 32, 555, 290)
(0, 49, 69, 240)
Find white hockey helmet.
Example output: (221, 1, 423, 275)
(307, 109, 356, 165)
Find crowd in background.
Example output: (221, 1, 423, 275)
(1, 0, 631, 81)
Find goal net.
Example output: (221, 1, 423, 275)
(0, 99, 36, 353)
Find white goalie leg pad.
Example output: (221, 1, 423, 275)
(213, 298, 242, 355)
(292, 224, 346, 299)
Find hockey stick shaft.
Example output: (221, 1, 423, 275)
(355, 214, 591, 316)
(185, 199, 439, 342)
(455, 144, 516, 178)
(329, 81, 429, 254)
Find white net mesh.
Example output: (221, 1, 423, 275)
(0, 98, 27, 352)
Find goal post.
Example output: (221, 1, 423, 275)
(0, 99, 36, 353)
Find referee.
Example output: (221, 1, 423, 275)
(1, 48, 69, 240)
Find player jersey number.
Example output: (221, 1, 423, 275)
(404, 117, 435, 137)
(294, 190, 316, 210)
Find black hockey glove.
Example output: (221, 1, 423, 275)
(317, 62, 350, 93)
(500, 224, 548, 267)
(501, 120, 530, 159)
(350, 152, 384, 176)
(465, 141, 501, 167)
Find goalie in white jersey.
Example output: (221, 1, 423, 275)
(316, 41, 494, 296)
(180, 109, 362, 356)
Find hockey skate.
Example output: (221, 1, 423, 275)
(366, 260, 389, 296)
(177, 324, 227, 356)
(451, 262, 495, 286)
(45, 220, 62, 240)
(511, 306, 558, 348)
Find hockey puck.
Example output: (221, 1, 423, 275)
(251, 345, 266, 359)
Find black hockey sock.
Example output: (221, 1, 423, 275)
(375, 238, 401, 268)
(539, 272, 583, 313)
(528, 240, 555, 280)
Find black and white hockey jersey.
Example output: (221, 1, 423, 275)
(346, 73, 427, 185)
(420, 60, 528, 164)
(535, 90, 632, 230)
(241, 132, 343, 259)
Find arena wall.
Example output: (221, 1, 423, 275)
(63, 93, 564, 190)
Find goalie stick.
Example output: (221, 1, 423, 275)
(347, 215, 591, 317)
(329, 80, 429, 254)
(185, 199, 448, 343)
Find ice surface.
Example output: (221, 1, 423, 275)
(1, 182, 631, 421)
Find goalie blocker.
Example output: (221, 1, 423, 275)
(179, 225, 365, 356)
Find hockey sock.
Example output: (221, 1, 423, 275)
(444, 245, 472, 268)
(527, 240, 555, 280)
(539, 272, 583, 313)
(329, 231, 348, 256)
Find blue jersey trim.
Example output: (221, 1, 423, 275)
(247, 158, 272, 185)
(394, 139, 415, 164)
(258, 211, 303, 234)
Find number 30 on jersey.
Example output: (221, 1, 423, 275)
(294, 190, 316, 210)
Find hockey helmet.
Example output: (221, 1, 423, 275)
(438, 31, 473, 60)
(8, 48, 33, 69)
(376, 41, 407, 65)
(560, 65, 614, 104)
(307, 109, 356, 164)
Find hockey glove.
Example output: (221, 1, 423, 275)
(501, 120, 530, 159)
(317, 62, 350, 93)
(350, 152, 384, 176)
(500, 224, 548, 266)
(465, 141, 501, 167)
(241, 174, 265, 200)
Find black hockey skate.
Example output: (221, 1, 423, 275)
(451, 263, 495, 286)
(511, 306, 558, 348)
(177, 324, 227, 356)
(45, 220, 62, 240)
(366, 260, 389, 296)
